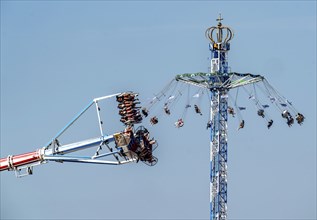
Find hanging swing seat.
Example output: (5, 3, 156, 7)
(175, 119, 184, 128)
(296, 113, 305, 124)
(267, 120, 273, 129)
(194, 105, 202, 115)
(237, 120, 244, 130)
(257, 109, 265, 117)
(228, 106, 235, 117)
(150, 116, 158, 125)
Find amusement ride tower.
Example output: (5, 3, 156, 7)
(174, 15, 265, 220)
(176, 15, 235, 219)
(206, 14, 232, 220)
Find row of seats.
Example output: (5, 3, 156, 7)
(116, 92, 142, 125)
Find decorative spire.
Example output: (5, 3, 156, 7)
(216, 13, 223, 26)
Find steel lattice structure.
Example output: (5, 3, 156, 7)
(0, 92, 158, 177)
(175, 15, 265, 220)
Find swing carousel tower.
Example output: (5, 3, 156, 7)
(174, 15, 264, 220)
(144, 14, 304, 220)
(206, 14, 233, 220)
(176, 15, 234, 220)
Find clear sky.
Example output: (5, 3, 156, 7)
(1, 1, 316, 219)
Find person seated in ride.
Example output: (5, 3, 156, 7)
(287, 116, 294, 127)
(267, 119, 273, 129)
(123, 101, 140, 108)
(122, 93, 133, 99)
(206, 120, 212, 129)
(126, 111, 139, 118)
(123, 106, 134, 112)
(178, 119, 184, 127)
(128, 138, 139, 153)
(127, 108, 138, 114)
(124, 125, 133, 134)
(122, 119, 135, 125)
(257, 109, 265, 118)
(117, 92, 137, 99)
(228, 106, 235, 117)
(116, 96, 123, 102)
(142, 130, 150, 141)
(194, 105, 202, 115)
(120, 118, 129, 124)
(124, 99, 140, 104)
(119, 109, 125, 116)
(281, 110, 290, 118)
(238, 120, 244, 130)
(150, 116, 158, 125)
(296, 113, 305, 124)
(134, 115, 143, 123)
(119, 109, 134, 116)
(118, 103, 125, 109)
(121, 115, 136, 123)
(139, 147, 152, 162)
(123, 126, 139, 152)
(123, 93, 138, 100)
(123, 126, 134, 141)
(149, 138, 156, 145)
(175, 118, 184, 128)
(141, 133, 155, 151)
(164, 105, 171, 115)
(116, 93, 126, 102)
(118, 103, 136, 109)
(141, 108, 149, 117)
(122, 93, 132, 98)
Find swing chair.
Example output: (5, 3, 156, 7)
(242, 83, 275, 129)
(174, 118, 184, 128)
(228, 89, 246, 130)
(254, 79, 305, 127)
(238, 120, 245, 130)
(141, 71, 304, 131)
(192, 88, 205, 116)
(142, 79, 187, 127)
(228, 106, 235, 117)
(141, 79, 177, 119)
(174, 85, 192, 128)
(164, 103, 171, 115)
(150, 116, 158, 125)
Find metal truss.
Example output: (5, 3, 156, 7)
(210, 89, 228, 220)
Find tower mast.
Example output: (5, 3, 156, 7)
(206, 14, 234, 220)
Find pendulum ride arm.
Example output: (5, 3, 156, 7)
(0, 92, 158, 177)
(0, 135, 124, 170)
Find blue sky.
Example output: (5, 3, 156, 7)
(1, 1, 316, 219)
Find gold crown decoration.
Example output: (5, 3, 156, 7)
(205, 14, 234, 45)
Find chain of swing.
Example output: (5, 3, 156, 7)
(140, 78, 305, 130)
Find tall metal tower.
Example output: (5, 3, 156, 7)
(174, 15, 264, 220)
(206, 14, 233, 220)
(177, 15, 234, 219)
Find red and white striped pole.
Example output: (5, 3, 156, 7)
(0, 150, 43, 171)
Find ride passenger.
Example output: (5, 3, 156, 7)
(194, 105, 202, 115)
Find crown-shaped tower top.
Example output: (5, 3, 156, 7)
(205, 14, 234, 44)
